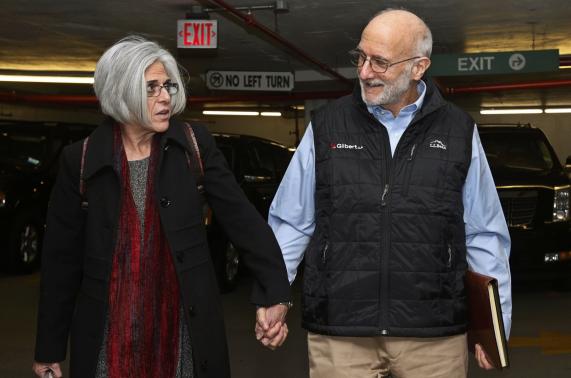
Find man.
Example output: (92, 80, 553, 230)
(268, 8, 512, 378)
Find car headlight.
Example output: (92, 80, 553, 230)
(0, 191, 6, 208)
(553, 186, 570, 222)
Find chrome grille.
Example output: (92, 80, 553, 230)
(498, 190, 538, 227)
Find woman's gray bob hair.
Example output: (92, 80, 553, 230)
(94, 35, 187, 127)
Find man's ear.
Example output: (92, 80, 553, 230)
(413, 58, 431, 80)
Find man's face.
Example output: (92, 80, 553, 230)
(356, 42, 414, 107)
(358, 58, 413, 107)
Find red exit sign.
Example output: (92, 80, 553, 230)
(177, 20, 218, 49)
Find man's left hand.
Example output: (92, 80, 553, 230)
(474, 343, 494, 370)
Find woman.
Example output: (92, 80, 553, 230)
(33, 36, 290, 378)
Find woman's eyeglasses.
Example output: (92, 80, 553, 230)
(146, 82, 179, 97)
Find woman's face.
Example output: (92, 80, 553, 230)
(145, 61, 173, 133)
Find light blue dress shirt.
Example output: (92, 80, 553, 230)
(268, 80, 512, 337)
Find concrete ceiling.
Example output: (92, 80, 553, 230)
(2, 0, 571, 110)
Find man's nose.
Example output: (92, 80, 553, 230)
(358, 59, 375, 80)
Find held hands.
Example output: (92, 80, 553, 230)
(474, 343, 494, 370)
(255, 303, 289, 350)
(32, 361, 62, 377)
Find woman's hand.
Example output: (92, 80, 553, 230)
(32, 361, 62, 377)
(255, 304, 289, 350)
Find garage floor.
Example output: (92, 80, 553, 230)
(2, 272, 571, 377)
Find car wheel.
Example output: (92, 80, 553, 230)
(211, 236, 240, 293)
(9, 214, 42, 273)
(220, 241, 240, 292)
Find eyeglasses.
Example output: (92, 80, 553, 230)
(349, 49, 421, 73)
(146, 82, 179, 97)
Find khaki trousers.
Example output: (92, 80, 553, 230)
(308, 332, 468, 378)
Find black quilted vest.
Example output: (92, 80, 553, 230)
(302, 80, 474, 337)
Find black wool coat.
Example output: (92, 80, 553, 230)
(34, 118, 291, 377)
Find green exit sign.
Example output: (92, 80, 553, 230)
(428, 49, 559, 76)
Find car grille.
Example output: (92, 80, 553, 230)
(498, 190, 538, 227)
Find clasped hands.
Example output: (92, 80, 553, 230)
(255, 303, 289, 350)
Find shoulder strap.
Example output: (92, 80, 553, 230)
(183, 123, 205, 195)
(78, 125, 205, 210)
(79, 136, 89, 210)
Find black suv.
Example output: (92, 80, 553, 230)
(0, 120, 95, 272)
(208, 133, 293, 291)
(478, 124, 571, 286)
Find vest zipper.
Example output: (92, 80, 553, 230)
(378, 130, 392, 337)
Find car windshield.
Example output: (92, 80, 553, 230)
(480, 132, 555, 172)
(0, 130, 49, 172)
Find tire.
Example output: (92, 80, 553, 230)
(8, 213, 43, 273)
(212, 237, 240, 293)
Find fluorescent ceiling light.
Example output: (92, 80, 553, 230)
(260, 112, 282, 117)
(203, 110, 260, 116)
(0, 74, 94, 84)
(544, 108, 571, 113)
(480, 109, 543, 115)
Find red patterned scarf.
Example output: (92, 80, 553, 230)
(106, 125, 181, 377)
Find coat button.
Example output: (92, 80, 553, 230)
(160, 197, 171, 208)
(176, 251, 184, 263)
(200, 360, 208, 371)
(188, 305, 196, 317)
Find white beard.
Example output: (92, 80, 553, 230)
(359, 66, 413, 106)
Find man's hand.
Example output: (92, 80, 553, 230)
(255, 304, 289, 350)
(474, 343, 494, 370)
(32, 361, 62, 377)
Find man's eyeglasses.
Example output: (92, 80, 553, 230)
(146, 82, 179, 97)
(348, 49, 421, 73)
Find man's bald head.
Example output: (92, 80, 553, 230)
(362, 9, 432, 59)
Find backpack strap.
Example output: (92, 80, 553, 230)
(183, 123, 205, 195)
(79, 136, 89, 210)
(78, 124, 204, 211)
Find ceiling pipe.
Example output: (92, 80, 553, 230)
(0, 90, 352, 106)
(202, 0, 354, 88)
(445, 79, 571, 94)
(0, 92, 99, 105)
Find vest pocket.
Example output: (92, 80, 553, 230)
(402, 143, 417, 197)
(318, 241, 329, 270)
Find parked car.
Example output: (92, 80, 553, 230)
(478, 123, 571, 286)
(0, 121, 293, 292)
(565, 156, 571, 182)
(208, 132, 293, 291)
(0, 120, 95, 272)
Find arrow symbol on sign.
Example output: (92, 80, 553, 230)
(509, 53, 526, 71)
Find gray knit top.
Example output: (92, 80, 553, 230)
(95, 157, 194, 378)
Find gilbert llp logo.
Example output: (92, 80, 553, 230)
(330, 143, 364, 150)
(429, 139, 447, 150)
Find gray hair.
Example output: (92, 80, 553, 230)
(94, 35, 187, 127)
(370, 8, 433, 58)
